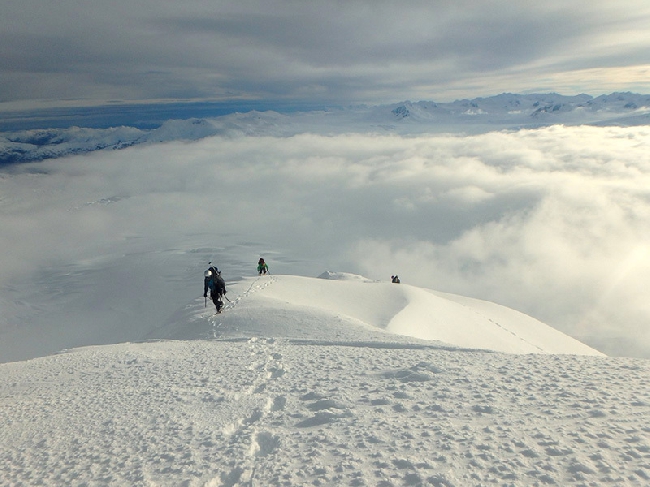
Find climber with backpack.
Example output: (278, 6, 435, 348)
(203, 263, 226, 313)
(257, 258, 269, 275)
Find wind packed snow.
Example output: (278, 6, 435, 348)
(2, 274, 649, 486)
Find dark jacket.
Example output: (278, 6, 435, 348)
(204, 269, 226, 297)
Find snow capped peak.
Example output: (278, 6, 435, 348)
(3, 91, 650, 165)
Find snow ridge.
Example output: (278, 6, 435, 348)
(208, 275, 603, 356)
(1, 274, 648, 486)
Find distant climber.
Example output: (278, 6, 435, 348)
(257, 258, 269, 275)
(204, 264, 226, 313)
(391, 275, 400, 284)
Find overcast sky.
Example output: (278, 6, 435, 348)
(2, 0, 650, 110)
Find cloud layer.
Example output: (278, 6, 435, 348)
(2, 0, 650, 107)
(3, 125, 650, 357)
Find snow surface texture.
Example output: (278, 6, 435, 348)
(4, 275, 649, 486)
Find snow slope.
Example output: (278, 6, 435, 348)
(1, 274, 648, 487)
(183, 273, 601, 356)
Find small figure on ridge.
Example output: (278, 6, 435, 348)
(257, 257, 269, 275)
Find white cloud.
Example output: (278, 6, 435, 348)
(2, 124, 650, 356)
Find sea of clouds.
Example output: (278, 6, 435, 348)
(1, 123, 650, 357)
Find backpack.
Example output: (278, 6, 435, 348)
(205, 267, 220, 292)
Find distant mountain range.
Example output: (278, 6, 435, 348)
(2, 92, 649, 165)
(383, 92, 650, 123)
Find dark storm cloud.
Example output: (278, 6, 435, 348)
(1, 0, 650, 107)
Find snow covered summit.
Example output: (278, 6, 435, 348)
(159, 273, 602, 357)
(1, 273, 646, 487)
